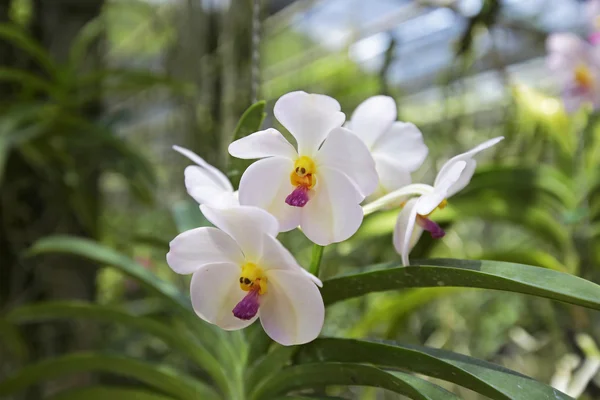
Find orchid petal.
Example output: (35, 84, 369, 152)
(190, 262, 257, 330)
(173, 145, 233, 192)
(238, 157, 301, 232)
(348, 95, 397, 148)
(228, 128, 298, 160)
(435, 137, 503, 197)
(418, 161, 466, 216)
(257, 233, 302, 271)
(300, 166, 364, 245)
(371, 122, 428, 172)
(200, 204, 278, 261)
(166, 227, 244, 274)
(260, 269, 325, 345)
(372, 155, 412, 196)
(393, 198, 422, 266)
(546, 33, 587, 73)
(274, 91, 345, 156)
(184, 166, 238, 207)
(315, 127, 378, 197)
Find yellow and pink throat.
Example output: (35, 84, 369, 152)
(416, 199, 447, 239)
(574, 64, 595, 91)
(232, 262, 267, 320)
(285, 156, 317, 207)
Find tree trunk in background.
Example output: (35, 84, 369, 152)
(0, 1, 104, 398)
(166, 0, 254, 171)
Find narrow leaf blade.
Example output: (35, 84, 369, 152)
(321, 259, 600, 311)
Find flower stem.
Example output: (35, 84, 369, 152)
(309, 244, 324, 277)
(362, 183, 433, 216)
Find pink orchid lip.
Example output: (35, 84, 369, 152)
(285, 186, 310, 207)
(589, 32, 600, 45)
(417, 216, 445, 239)
(232, 289, 260, 320)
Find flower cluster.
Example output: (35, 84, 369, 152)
(546, 1, 600, 113)
(167, 91, 502, 345)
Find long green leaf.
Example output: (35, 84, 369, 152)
(347, 288, 463, 338)
(231, 101, 266, 142)
(23, 236, 241, 395)
(297, 339, 572, 400)
(49, 386, 177, 400)
(251, 362, 459, 400)
(0, 318, 29, 362)
(461, 165, 575, 208)
(321, 259, 600, 310)
(26, 236, 189, 311)
(0, 353, 219, 400)
(24, 236, 225, 350)
(0, 24, 58, 76)
(478, 250, 571, 273)
(247, 345, 295, 393)
(6, 301, 228, 394)
(0, 67, 58, 95)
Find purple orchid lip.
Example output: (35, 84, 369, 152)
(590, 32, 600, 45)
(285, 186, 310, 207)
(417, 216, 445, 239)
(233, 289, 260, 320)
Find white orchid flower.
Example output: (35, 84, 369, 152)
(389, 137, 504, 266)
(166, 204, 324, 346)
(346, 95, 428, 200)
(229, 91, 378, 246)
(546, 33, 600, 113)
(587, 0, 600, 44)
(173, 145, 239, 207)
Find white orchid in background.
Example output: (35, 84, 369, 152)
(229, 91, 378, 246)
(166, 204, 324, 346)
(346, 95, 429, 201)
(546, 33, 600, 113)
(390, 137, 504, 266)
(173, 145, 239, 207)
(587, 0, 600, 44)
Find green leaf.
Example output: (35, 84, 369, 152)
(0, 23, 57, 76)
(245, 323, 273, 366)
(461, 165, 575, 209)
(232, 101, 267, 142)
(228, 101, 266, 187)
(171, 199, 209, 233)
(247, 345, 295, 393)
(252, 362, 459, 400)
(0, 353, 219, 400)
(321, 259, 600, 310)
(0, 135, 8, 184)
(0, 67, 58, 95)
(6, 301, 228, 395)
(48, 386, 177, 400)
(275, 397, 346, 400)
(347, 288, 463, 338)
(478, 250, 570, 273)
(23, 237, 238, 397)
(68, 18, 105, 70)
(0, 318, 29, 362)
(26, 236, 190, 312)
(297, 339, 572, 400)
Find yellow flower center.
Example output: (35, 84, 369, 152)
(418, 198, 448, 217)
(290, 156, 317, 189)
(574, 64, 594, 89)
(239, 262, 267, 295)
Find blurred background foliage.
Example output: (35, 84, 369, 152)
(3, 0, 600, 399)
